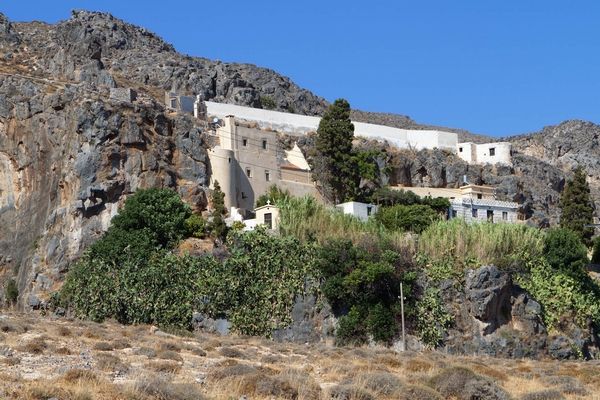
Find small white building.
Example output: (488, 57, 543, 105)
(336, 201, 378, 221)
(457, 142, 512, 165)
(241, 203, 281, 231)
(448, 185, 519, 223)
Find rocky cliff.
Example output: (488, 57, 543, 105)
(0, 10, 598, 307)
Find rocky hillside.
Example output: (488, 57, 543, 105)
(0, 9, 599, 307)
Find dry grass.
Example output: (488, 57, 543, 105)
(0, 313, 599, 400)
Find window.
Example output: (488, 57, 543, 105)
(472, 208, 478, 218)
(241, 192, 247, 199)
(487, 210, 494, 222)
(367, 206, 372, 216)
(489, 147, 496, 156)
(502, 211, 508, 221)
(459, 147, 463, 152)
(452, 210, 458, 218)
(228, 157, 231, 163)
(246, 168, 252, 178)
(477, 193, 482, 199)
(264, 212, 273, 229)
(242, 137, 248, 147)
(170, 98, 177, 108)
(265, 170, 270, 182)
(262, 139, 268, 150)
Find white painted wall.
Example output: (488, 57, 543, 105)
(457, 142, 512, 165)
(206, 101, 458, 151)
(449, 199, 519, 223)
(336, 202, 378, 221)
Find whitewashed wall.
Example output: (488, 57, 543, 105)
(206, 102, 458, 151)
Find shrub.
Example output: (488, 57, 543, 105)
(256, 185, 290, 207)
(336, 306, 368, 346)
(329, 384, 375, 400)
(319, 239, 407, 345)
(197, 228, 318, 336)
(95, 353, 129, 372)
(260, 95, 276, 110)
(398, 384, 444, 400)
(516, 256, 600, 330)
(428, 366, 510, 400)
(415, 287, 453, 347)
(210, 181, 228, 241)
(219, 347, 246, 359)
(375, 204, 440, 233)
(521, 390, 565, 400)
(157, 350, 183, 362)
(184, 213, 206, 238)
(353, 372, 403, 396)
(543, 228, 588, 274)
(133, 374, 206, 400)
(110, 188, 191, 248)
(4, 279, 18, 306)
(62, 252, 211, 328)
(93, 341, 114, 351)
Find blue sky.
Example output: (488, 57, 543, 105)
(3, 1, 600, 136)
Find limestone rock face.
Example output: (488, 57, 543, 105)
(441, 265, 599, 359)
(0, 74, 209, 306)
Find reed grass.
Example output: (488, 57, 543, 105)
(277, 196, 415, 255)
(418, 219, 545, 267)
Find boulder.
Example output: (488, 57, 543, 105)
(465, 265, 512, 334)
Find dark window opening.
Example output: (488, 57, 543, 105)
(502, 211, 508, 221)
(477, 193, 482, 199)
(487, 210, 494, 222)
(489, 147, 496, 156)
(242, 138, 248, 147)
(367, 206, 372, 216)
(246, 168, 252, 178)
(452, 210, 458, 218)
(241, 192, 247, 199)
(472, 208, 478, 218)
(265, 170, 270, 182)
(262, 139, 268, 150)
(459, 147, 463, 152)
(264, 212, 273, 229)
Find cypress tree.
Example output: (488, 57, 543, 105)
(559, 166, 595, 246)
(313, 99, 358, 203)
(210, 180, 227, 241)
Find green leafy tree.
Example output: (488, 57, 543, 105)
(210, 181, 228, 241)
(185, 214, 207, 238)
(313, 99, 359, 204)
(375, 204, 440, 233)
(559, 167, 594, 246)
(111, 188, 191, 248)
(256, 185, 291, 207)
(543, 228, 589, 275)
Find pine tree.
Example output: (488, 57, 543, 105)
(210, 180, 227, 241)
(313, 99, 358, 203)
(559, 166, 595, 246)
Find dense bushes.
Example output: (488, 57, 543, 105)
(318, 239, 411, 345)
(543, 228, 588, 274)
(196, 228, 318, 336)
(110, 188, 191, 248)
(4, 279, 18, 306)
(517, 229, 600, 330)
(375, 204, 440, 233)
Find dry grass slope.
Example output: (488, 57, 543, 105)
(0, 313, 598, 399)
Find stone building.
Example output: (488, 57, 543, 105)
(398, 184, 520, 223)
(207, 115, 317, 215)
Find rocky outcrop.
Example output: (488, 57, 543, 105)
(0, 73, 209, 306)
(442, 265, 599, 359)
